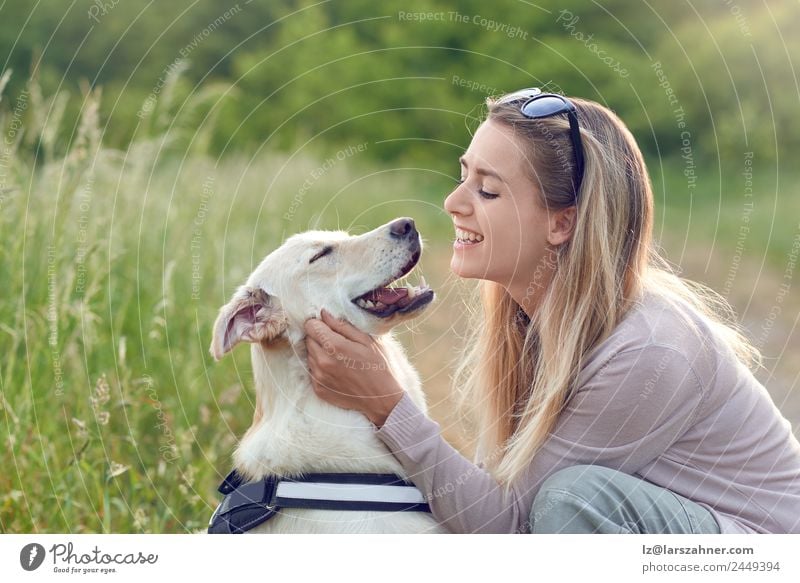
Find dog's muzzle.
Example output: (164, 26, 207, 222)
(208, 469, 432, 534)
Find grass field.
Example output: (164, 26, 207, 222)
(2, 82, 798, 533)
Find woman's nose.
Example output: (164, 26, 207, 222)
(444, 183, 470, 216)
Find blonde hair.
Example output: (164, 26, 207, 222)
(453, 93, 764, 486)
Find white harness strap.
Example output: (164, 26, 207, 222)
(208, 470, 432, 534)
(276, 481, 427, 505)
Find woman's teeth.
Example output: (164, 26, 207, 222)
(455, 228, 484, 243)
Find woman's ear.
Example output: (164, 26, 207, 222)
(546, 206, 577, 246)
(209, 286, 288, 361)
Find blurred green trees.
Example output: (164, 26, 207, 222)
(2, 0, 797, 172)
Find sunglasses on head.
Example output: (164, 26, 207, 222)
(497, 88, 585, 201)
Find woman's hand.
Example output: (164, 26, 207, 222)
(303, 309, 404, 427)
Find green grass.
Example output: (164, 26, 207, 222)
(1, 76, 795, 533)
(0, 76, 459, 533)
(650, 156, 800, 270)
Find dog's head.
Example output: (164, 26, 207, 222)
(209, 217, 435, 360)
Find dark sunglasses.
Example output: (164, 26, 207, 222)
(497, 88, 585, 201)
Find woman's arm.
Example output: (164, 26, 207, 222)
(303, 310, 529, 532)
(304, 311, 706, 533)
(373, 390, 534, 533)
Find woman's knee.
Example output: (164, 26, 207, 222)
(527, 464, 720, 534)
(528, 464, 623, 533)
(538, 464, 616, 498)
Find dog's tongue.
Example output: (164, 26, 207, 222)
(372, 287, 408, 305)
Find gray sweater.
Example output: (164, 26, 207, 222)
(374, 289, 800, 533)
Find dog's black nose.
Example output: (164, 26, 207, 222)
(389, 217, 417, 240)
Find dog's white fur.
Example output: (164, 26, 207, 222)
(209, 219, 445, 533)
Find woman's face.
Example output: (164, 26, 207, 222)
(444, 119, 574, 313)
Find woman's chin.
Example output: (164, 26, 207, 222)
(450, 258, 480, 279)
(450, 256, 465, 276)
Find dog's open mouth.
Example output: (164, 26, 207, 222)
(351, 250, 434, 318)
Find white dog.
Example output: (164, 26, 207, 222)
(208, 217, 445, 533)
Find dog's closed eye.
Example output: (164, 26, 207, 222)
(309, 245, 334, 264)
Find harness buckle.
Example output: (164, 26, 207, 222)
(208, 474, 280, 534)
(263, 475, 278, 510)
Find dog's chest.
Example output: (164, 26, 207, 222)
(235, 407, 407, 479)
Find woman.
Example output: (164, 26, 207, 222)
(303, 88, 800, 534)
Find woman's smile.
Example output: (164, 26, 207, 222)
(453, 226, 484, 250)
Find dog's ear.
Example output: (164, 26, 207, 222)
(209, 286, 288, 361)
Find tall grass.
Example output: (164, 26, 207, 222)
(2, 66, 795, 533)
(0, 68, 452, 533)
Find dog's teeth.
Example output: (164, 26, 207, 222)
(420, 275, 427, 289)
(365, 300, 375, 308)
(374, 301, 386, 309)
(406, 285, 416, 299)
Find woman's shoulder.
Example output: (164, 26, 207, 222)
(578, 288, 725, 384)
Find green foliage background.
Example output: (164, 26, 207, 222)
(2, 0, 798, 533)
(2, 0, 798, 170)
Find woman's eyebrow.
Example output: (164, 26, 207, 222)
(459, 156, 503, 181)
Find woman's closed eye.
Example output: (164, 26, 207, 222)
(455, 177, 499, 200)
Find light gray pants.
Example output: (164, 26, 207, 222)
(529, 464, 721, 534)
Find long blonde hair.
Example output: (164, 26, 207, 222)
(453, 93, 764, 486)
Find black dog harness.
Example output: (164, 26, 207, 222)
(208, 469, 432, 534)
